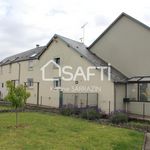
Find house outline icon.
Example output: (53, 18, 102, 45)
(40, 60, 61, 81)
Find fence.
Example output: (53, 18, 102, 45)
(125, 102, 150, 120)
(0, 100, 11, 106)
(61, 93, 98, 108)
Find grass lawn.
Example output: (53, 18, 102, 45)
(0, 112, 144, 150)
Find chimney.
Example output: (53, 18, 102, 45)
(36, 44, 40, 48)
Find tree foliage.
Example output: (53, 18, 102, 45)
(5, 81, 30, 108)
(5, 81, 30, 126)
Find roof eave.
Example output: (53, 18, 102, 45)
(0, 58, 38, 66)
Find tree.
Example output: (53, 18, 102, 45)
(5, 81, 30, 127)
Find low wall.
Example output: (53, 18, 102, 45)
(127, 101, 150, 117)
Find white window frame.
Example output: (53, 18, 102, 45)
(53, 77, 61, 88)
(27, 78, 34, 88)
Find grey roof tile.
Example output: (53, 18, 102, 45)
(0, 46, 46, 65)
(56, 34, 127, 81)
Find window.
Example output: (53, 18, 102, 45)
(53, 58, 60, 69)
(28, 60, 33, 71)
(27, 78, 33, 87)
(127, 83, 150, 102)
(53, 78, 61, 88)
(54, 58, 60, 65)
(15, 80, 19, 87)
(11, 80, 19, 87)
(127, 83, 138, 101)
(139, 83, 150, 101)
(9, 64, 12, 73)
(75, 81, 78, 84)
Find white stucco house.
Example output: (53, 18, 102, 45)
(89, 12, 150, 117)
(0, 12, 150, 117)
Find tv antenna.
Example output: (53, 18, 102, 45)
(80, 22, 88, 43)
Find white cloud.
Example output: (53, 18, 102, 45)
(0, 0, 150, 60)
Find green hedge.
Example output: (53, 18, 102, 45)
(60, 106, 105, 120)
(110, 111, 128, 124)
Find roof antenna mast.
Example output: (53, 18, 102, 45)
(80, 22, 88, 43)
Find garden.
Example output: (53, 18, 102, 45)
(0, 111, 144, 150)
(0, 81, 146, 149)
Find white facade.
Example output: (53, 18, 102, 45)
(0, 36, 114, 113)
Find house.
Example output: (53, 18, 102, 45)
(89, 12, 150, 117)
(0, 34, 122, 113)
(0, 12, 150, 117)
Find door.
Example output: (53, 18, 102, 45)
(59, 91, 63, 107)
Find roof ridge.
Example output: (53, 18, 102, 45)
(0, 46, 46, 65)
(1, 46, 45, 61)
(55, 34, 87, 46)
(122, 12, 150, 30)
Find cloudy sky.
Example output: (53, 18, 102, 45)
(0, 0, 150, 60)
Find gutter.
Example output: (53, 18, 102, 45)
(17, 62, 21, 84)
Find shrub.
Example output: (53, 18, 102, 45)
(127, 121, 150, 132)
(88, 109, 101, 120)
(72, 108, 81, 116)
(60, 107, 73, 116)
(110, 111, 128, 124)
(80, 110, 88, 119)
(101, 112, 109, 119)
(80, 108, 102, 120)
(60, 105, 106, 121)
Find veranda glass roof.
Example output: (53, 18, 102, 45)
(128, 77, 141, 81)
(127, 76, 150, 83)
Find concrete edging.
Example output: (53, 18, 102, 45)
(142, 132, 147, 150)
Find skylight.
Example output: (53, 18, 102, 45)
(140, 77, 150, 81)
(4, 59, 10, 63)
(30, 53, 37, 58)
(11, 57, 19, 62)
